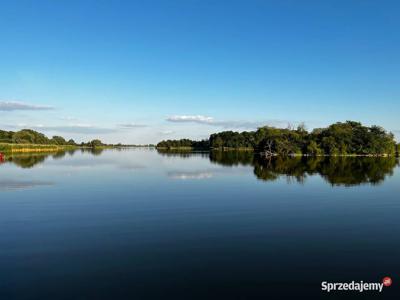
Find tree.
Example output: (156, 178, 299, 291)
(0, 130, 13, 143)
(306, 141, 322, 156)
(90, 139, 103, 148)
(51, 136, 67, 145)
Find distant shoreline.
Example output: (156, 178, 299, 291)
(0, 143, 116, 154)
(0, 143, 156, 154)
(156, 147, 397, 157)
(0, 129, 154, 154)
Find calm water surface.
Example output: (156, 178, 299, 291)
(0, 149, 399, 299)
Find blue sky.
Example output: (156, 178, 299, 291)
(1, 0, 399, 143)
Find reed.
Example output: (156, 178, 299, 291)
(0, 143, 78, 153)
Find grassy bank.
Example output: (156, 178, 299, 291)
(0, 143, 79, 153)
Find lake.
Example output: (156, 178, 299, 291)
(0, 149, 399, 299)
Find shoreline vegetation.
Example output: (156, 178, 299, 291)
(0, 143, 78, 153)
(0, 129, 154, 154)
(157, 121, 400, 157)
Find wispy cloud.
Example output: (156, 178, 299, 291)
(0, 101, 54, 111)
(29, 124, 118, 134)
(159, 130, 175, 135)
(166, 115, 298, 130)
(2, 122, 119, 134)
(212, 120, 276, 129)
(118, 123, 148, 129)
(167, 115, 214, 124)
(60, 116, 78, 121)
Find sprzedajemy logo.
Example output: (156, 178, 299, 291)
(321, 277, 392, 293)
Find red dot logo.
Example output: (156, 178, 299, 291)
(382, 277, 392, 287)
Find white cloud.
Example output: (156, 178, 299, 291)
(12, 123, 117, 134)
(60, 116, 78, 121)
(213, 120, 268, 129)
(166, 115, 299, 130)
(118, 123, 148, 129)
(0, 101, 54, 111)
(166, 115, 214, 124)
(160, 130, 175, 135)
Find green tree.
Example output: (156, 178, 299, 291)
(90, 139, 103, 148)
(51, 136, 67, 145)
(306, 141, 322, 156)
(67, 139, 76, 145)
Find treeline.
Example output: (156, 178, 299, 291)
(157, 121, 398, 156)
(0, 129, 106, 148)
(156, 139, 209, 150)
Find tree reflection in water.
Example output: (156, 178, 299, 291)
(2, 148, 109, 168)
(158, 149, 398, 186)
(5, 153, 50, 169)
(208, 152, 399, 186)
(157, 149, 209, 159)
(2, 149, 398, 186)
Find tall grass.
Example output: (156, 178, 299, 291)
(0, 143, 78, 153)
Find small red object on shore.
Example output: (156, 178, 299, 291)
(0, 152, 5, 163)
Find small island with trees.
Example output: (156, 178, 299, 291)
(157, 121, 399, 157)
(0, 129, 122, 153)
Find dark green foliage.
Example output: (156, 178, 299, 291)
(0, 129, 106, 148)
(156, 139, 209, 149)
(0, 130, 14, 143)
(50, 136, 67, 145)
(1, 129, 62, 145)
(89, 139, 103, 148)
(306, 141, 323, 156)
(210, 131, 255, 149)
(11, 129, 51, 144)
(159, 121, 397, 156)
(315, 122, 396, 155)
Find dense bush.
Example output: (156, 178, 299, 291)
(156, 139, 209, 149)
(158, 121, 397, 156)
